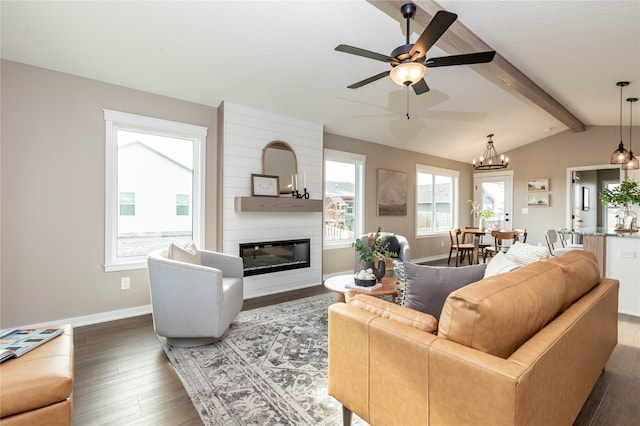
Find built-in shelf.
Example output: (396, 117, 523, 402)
(234, 196, 323, 213)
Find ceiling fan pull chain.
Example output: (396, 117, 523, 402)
(406, 85, 411, 120)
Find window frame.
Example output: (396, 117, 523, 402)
(323, 149, 366, 249)
(415, 163, 460, 237)
(104, 109, 207, 272)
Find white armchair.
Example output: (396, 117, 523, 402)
(147, 248, 244, 347)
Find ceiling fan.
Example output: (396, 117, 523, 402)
(335, 2, 496, 95)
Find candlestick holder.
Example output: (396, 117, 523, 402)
(292, 188, 310, 199)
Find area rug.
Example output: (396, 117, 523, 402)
(161, 293, 365, 425)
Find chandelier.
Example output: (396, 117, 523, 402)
(472, 134, 509, 170)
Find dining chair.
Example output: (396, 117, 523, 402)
(448, 228, 475, 266)
(514, 228, 528, 243)
(484, 230, 519, 261)
(545, 229, 583, 256)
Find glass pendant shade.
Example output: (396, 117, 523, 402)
(612, 143, 631, 164)
(622, 155, 639, 170)
(622, 97, 639, 170)
(390, 62, 426, 86)
(611, 81, 630, 164)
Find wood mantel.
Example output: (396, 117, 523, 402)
(234, 196, 323, 213)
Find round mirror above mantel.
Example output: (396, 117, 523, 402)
(262, 140, 297, 195)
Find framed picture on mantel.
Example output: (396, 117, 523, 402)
(251, 174, 279, 197)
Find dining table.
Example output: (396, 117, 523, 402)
(462, 228, 495, 264)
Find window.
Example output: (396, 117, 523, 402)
(119, 192, 136, 216)
(324, 149, 365, 246)
(104, 109, 207, 271)
(176, 194, 190, 216)
(416, 164, 459, 236)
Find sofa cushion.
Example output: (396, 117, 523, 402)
(348, 294, 438, 333)
(483, 251, 522, 278)
(506, 241, 550, 264)
(438, 261, 565, 358)
(543, 250, 601, 311)
(402, 262, 486, 320)
(168, 241, 201, 265)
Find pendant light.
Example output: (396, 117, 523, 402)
(472, 134, 509, 170)
(610, 81, 630, 164)
(622, 97, 639, 170)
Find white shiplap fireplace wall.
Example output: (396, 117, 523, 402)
(220, 102, 323, 299)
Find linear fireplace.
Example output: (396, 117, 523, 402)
(239, 239, 311, 277)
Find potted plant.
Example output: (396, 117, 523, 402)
(353, 227, 396, 281)
(468, 200, 493, 230)
(599, 178, 640, 230)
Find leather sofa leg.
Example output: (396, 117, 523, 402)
(342, 405, 352, 425)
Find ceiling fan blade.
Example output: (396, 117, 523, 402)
(412, 79, 430, 95)
(347, 71, 391, 89)
(409, 10, 457, 59)
(426, 51, 496, 68)
(335, 44, 394, 63)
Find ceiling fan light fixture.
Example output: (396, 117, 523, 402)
(389, 62, 426, 87)
(611, 81, 631, 164)
(473, 133, 509, 170)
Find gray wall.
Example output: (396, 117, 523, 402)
(506, 126, 632, 246)
(1, 60, 218, 328)
(2, 59, 635, 327)
(322, 133, 474, 275)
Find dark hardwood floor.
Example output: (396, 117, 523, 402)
(73, 280, 640, 425)
(72, 285, 329, 425)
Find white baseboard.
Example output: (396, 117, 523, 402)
(22, 305, 152, 329)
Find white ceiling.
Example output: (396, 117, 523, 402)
(2, 1, 639, 162)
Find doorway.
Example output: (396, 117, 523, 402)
(566, 165, 621, 232)
(473, 171, 514, 230)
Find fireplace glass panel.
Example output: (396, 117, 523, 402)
(239, 239, 310, 276)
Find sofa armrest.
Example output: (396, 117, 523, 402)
(328, 303, 378, 423)
(328, 302, 440, 425)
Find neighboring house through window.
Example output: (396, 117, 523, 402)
(119, 192, 136, 216)
(324, 149, 365, 246)
(104, 109, 207, 271)
(416, 164, 459, 236)
(176, 194, 190, 216)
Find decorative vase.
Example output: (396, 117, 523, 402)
(373, 260, 386, 282)
(617, 206, 637, 230)
(478, 218, 485, 231)
(361, 260, 374, 271)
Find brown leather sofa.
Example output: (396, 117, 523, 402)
(0, 325, 74, 425)
(328, 251, 619, 425)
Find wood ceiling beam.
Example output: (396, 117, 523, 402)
(376, 0, 586, 132)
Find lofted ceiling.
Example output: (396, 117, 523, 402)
(1, 1, 639, 163)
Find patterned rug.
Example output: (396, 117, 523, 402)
(161, 293, 364, 425)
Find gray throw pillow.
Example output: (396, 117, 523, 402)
(402, 262, 487, 320)
(378, 235, 400, 257)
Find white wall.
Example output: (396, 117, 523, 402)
(220, 103, 323, 298)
